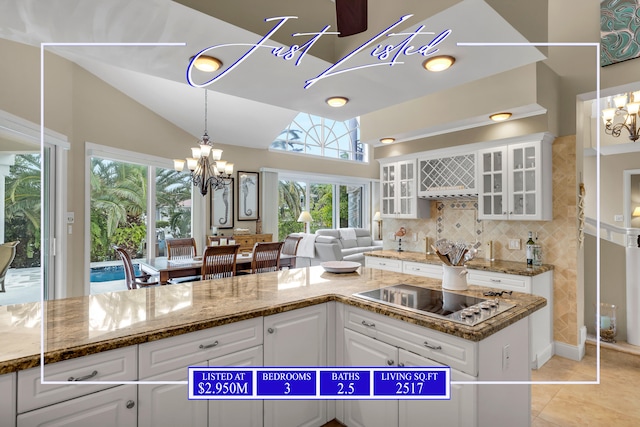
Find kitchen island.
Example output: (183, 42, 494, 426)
(0, 266, 545, 427)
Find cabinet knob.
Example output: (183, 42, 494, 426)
(67, 370, 98, 382)
(199, 340, 219, 349)
(387, 359, 395, 366)
(361, 320, 376, 328)
(126, 400, 135, 409)
(398, 362, 405, 367)
(267, 327, 275, 334)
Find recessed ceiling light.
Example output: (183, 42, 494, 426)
(489, 112, 512, 122)
(422, 55, 455, 72)
(190, 55, 223, 72)
(326, 96, 349, 107)
(380, 137, 396, 144)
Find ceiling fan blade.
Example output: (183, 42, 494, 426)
(335, 0, 368, 37)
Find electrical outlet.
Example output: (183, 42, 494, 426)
(502, 344, 511, 371)
(614, 214, 623, 222)
(66, 212, 75, 224)
(508, 239, 520, 250)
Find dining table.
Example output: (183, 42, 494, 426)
(142, 252, 295, 284)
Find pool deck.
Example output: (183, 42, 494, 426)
(1, 266, 127, 306)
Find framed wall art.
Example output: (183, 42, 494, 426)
(601, 0, 640, 66)
(238, 171, 259, 221)
(211, 179, 234, 229)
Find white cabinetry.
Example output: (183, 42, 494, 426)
(402, 260, 442, 279)
(17, 385, 137, 427)
(1, 373, 16, 427)
(339, 304, 530, 427)
(264, 304, 328, 427)
(365, 256, 402, 272)
(478, 136, 553, 220)
(138, 317, 263, 427)
(399, 349, 476, 427)
(17, 346, 137, 414)
(418, 152, 477, 198)
(467, 269, 554, 369)
(380, 160, 430, 219)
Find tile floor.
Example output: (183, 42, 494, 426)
(531, 342, 640, 426)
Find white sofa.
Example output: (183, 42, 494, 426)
(313, 228, 383, 264)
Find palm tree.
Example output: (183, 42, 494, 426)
(90, 158, 148, 261)
(278, 180, 305, 240)
(4, 154, 41, 267)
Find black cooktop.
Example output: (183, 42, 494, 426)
(353, 284, 514, 326)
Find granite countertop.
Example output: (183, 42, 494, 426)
(366, 250, 554, 276)
(0, 266, 546, 375)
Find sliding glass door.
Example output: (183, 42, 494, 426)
(88, 153, 192, 294)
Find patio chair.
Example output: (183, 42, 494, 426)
(201, 244, 240, 280)
(166, 237, 197, 260)
(113, 246, 158, 290)
(0, 241, 19, 293)
(240, 241, 284, 275)
(280, 235, 302, 269)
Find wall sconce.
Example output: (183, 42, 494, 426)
(297, 211, 313, 234)
(373, 211, 382, 240)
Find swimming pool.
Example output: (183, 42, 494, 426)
(90, 264, 141, 282)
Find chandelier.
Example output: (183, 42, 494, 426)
(174, 90, 233, 196)
(602, 91, 640, 141)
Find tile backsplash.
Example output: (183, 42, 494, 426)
(380, 136, 579, 346)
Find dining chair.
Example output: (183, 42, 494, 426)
(113, 246, 158, 290)
(280, 235, 302, 269)
(201, 244, 240, 280)
(166, 237, 197, 260)
(244, 241, 284, 274)
(0, 241, 19, 293)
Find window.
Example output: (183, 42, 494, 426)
(270, 113, 365, 162)
(88, 144, 193, 294)
(277, 178, 365, 240)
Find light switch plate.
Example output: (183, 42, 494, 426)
(508, 239, 520, 250)
(614, 214, 623, 222)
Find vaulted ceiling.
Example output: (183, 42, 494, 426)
(0, 0, 596, 150)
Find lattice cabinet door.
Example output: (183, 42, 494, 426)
(418, 153, 477, 198)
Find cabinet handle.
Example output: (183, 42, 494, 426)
(490, 279, 502, 283)
(424, 341, 442, 350)
(361, 320, 376, 328)
(67, 370, 98, 382)
(267, 327, 275, 334)
(199, 340, 219, 349)
(126, 400, 135, 409)
(387, 359, 395, 366)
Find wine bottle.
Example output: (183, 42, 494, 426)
(526, 231, 535, 266)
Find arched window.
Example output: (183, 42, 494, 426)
(270, 113, 365, 162)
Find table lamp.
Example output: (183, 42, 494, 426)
(373, 211, 382, 240)
(297, 211, 313, 234)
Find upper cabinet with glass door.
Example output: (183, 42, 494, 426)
(380, 159, 430, 219)
(478, 135, 553, 221)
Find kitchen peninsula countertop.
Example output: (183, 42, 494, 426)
(366, 250, 554, 276)
(0, 266, 546, 375)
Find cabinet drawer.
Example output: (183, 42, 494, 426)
(466, 269, 530, 292)
(344, 305, 477, 376)
(17, 384, 137, 427)
(139, 317, 263, 379)
(17, 346, 137, 414)
(365, 257, 402, 272)
(403, 261, 442, 279)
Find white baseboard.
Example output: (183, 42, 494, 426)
(554, 326, 587, 361)
(532, 343, 554, 369)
